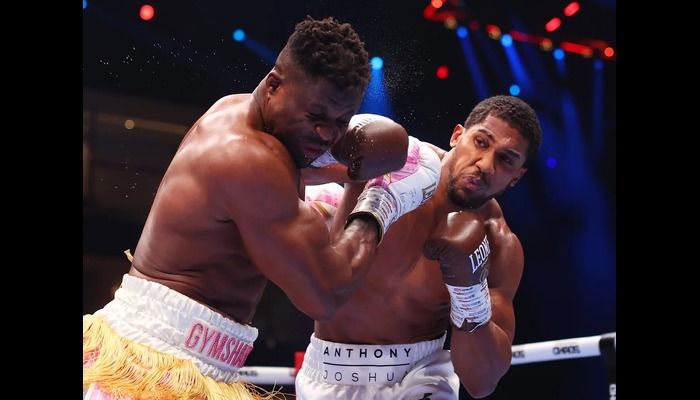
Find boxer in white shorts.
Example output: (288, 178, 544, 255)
(297, 95, 543, 399)
(83, 16, 443, 399)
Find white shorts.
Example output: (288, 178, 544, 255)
(93, 274, 258, 382)
(295, 333, 460, 400)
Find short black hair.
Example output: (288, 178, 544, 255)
(286, 16, 370, 93)
(464, 95, 542, 167)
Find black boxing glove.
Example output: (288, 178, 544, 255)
(311, 114, 409, 181)
(423, 211, 492, 332)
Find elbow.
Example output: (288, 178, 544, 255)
(296, 285, 353, 321)
(306, 285, 356, 321)
(455, 362, 506, 399)
(463, 381, 498, 399)
(301, 295, 339, 322)
(309, 307, 336, 322)
(301, 303, 334, 321)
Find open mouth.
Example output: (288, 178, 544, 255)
(464, 175, 485, 190)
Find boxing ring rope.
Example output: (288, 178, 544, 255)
(238, 332, 616, 389)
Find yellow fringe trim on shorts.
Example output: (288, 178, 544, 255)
(83, 314, 283, 400)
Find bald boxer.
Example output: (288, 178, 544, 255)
(83, 16, 440, 400)
(297, 95, 542, 399)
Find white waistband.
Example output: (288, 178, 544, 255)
(94, 274, 258, 383)
(300, 333, 446, 386)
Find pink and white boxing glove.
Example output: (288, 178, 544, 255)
(347, 136, 440, 243)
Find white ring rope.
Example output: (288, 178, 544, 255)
(238, 332, 616, 385)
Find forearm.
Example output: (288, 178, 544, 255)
(450, 321, 513, 398)
(326, 215, 379, 308)
(302, 164, 351, 185)
(329, 181, 367, 241)
(310, 182, 378, 313)
(280, 214, 378, 322)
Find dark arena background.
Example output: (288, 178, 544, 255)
(83, 1, 616, 399)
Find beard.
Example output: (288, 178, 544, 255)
(292, 147, 314, 168)
(446, 171, 506, 209)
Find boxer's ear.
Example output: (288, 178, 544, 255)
(509, 169, 526, 187)
(449, 125, 465, 148)
(265, 70, 282, 94)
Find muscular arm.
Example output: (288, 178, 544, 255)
(220, 143, 379, 321)
(329, 182, 366, 241)
(301, 164, 352, 185)
(450, 222, 524, 398)
(302, 143, 448, 184)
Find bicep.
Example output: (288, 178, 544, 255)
(487, 230, 524, 300)
(240, 198, 334, 296)
(489, 289, 516, 343)
(221, 155, 338, 312)
(301, 164, 351, 185)
(487, 232, 524, 341)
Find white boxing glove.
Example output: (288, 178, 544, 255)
(347, 136, 440, 243)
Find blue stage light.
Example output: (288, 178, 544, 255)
(370, 56, 383, 70)
(232, 29, 245, 42)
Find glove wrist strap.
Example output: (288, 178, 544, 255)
(445, 280, 492, 332)
(347, 186, 397, 244)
